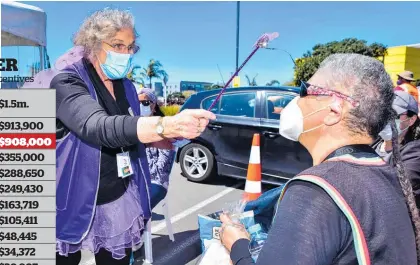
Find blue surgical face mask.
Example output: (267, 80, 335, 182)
(140, 104, 152, 117)
(396, 118, 410, 135)
(99, 50, 133, 80)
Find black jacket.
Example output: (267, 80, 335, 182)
(373, 139, 420, 206)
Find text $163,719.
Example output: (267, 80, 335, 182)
(0, 201, 39, 210)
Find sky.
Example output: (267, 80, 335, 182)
(3, 1, 420, 87)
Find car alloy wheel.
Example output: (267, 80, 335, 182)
(183, 147, 209, 179)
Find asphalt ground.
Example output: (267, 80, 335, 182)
(79, 164, 257, 265)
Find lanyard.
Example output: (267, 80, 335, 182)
(323, 144, 378, 162)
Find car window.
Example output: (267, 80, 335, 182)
(220, 92, 256, 117)
(266, 92, 295, 120)
(201, 92, 257, 117)
(202, 96, 219, 114)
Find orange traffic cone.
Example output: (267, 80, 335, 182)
(243, 133, 262, 202)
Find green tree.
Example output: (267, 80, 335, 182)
(370, 42, 388, 62)
(162, 75, 169, 87)
(167, 92, 182, 103)
(294, 38, 387, 84)
(127, 65, 146, 86)
(169, 92, 183, 98)
(245, 74, 258, 86)
(266, 80, 280, 86)
(144, 59, 168, 88)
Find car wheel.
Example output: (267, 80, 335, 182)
(180, 143, 215, 182)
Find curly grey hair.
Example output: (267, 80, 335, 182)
(315, 53, 420, 262)
(73, 8, 136, 57)
(314, 53, 394, 139)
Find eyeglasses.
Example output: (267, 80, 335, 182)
(103, 42, 140, 54)
(140, 100, 152, 106)
(300, 81, 359, 107)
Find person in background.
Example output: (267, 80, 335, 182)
(219, 54, 419, 265)
(52, 9, 215, 265)
(138, 88, 175, 209)
(395, 70, 419, 102)
(374, 91, 420, 206)
(417, 81, 420, 117)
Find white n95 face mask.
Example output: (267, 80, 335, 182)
(279, 96, 330, 141)
(279, 97, 303, 141)
(140, 104, 152, 117)
(378, 124, 392, 141)
(379, 119, 409, 141)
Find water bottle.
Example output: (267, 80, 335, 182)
(248, 224, 268, 262)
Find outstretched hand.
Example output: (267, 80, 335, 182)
(165, 109, 216, 139)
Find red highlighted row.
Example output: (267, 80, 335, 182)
(0, 133, 56, 149)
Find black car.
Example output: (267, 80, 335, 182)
(176, 86, 313, 185)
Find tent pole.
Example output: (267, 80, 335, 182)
(39, 46, 45, 70)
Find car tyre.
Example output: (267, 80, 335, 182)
(180, 143, 216, 183)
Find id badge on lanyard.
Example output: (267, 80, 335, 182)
(116, 148, 133, 178)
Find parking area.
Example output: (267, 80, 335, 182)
(80, 164, 272, 265)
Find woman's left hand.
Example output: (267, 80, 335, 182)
(220, 213, 250, 252)
(149, 139, 174, 150)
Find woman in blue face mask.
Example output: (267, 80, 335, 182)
(374, 91, 420, 206)
(46, 8, 215, 265)
(137, 88, 175, 209)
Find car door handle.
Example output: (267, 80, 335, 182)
(208, 124, 222, 131)
(263, 131, 280, 139)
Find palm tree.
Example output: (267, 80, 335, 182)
(128, 65, 146, 86)
(162, 74, 169, 87)
(266, 80, 280, 86)
(145, 59, 168, 88)
(245, 74, 258, 86)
